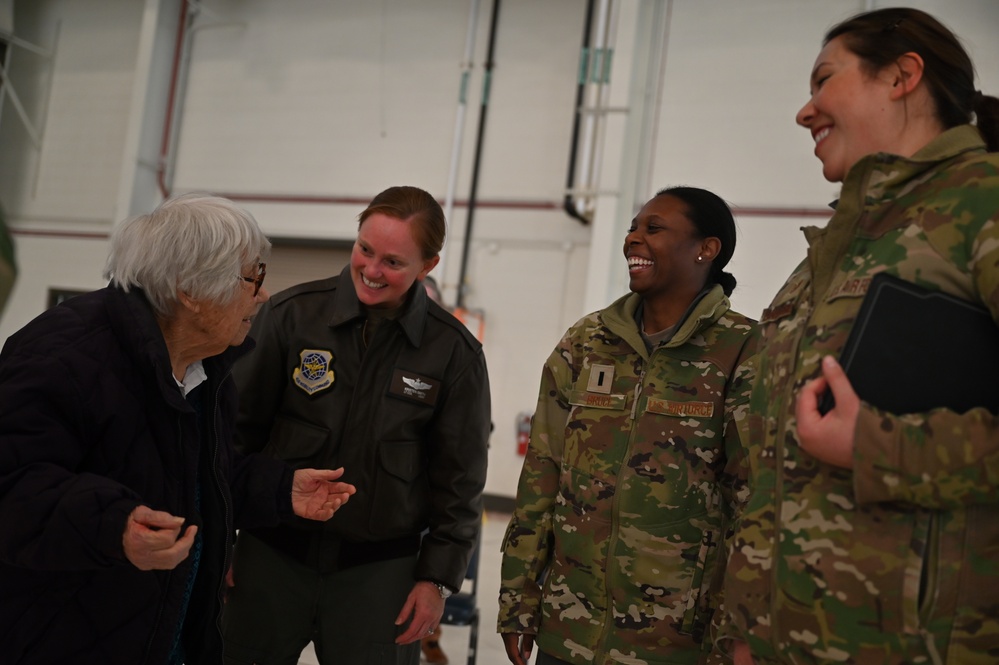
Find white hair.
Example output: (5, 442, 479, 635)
(103, 192, 271, 317)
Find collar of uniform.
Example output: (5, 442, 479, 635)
(395, 282, 427, 348)
(910, 124, 986, 162)
(834, 124, 985, 210)
(328, 265, 427, 347)
(601, 283, 729, 358)
(801, 124, 986, 297)
(330, 265, 365, 327)
(812, 124, 984, 221)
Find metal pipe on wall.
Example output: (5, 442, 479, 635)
(438, 0, 482, 305)
(584, 0, 619, 215)
(156, 0, 191, 198)
(563, 0, 618, 226)
(562, 0, 596, 225)
(456, 0, 501, 309)
(575, 0, 610, 216)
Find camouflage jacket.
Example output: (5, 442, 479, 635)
(719, 125, 999, 664)
(499, 285, 757, 665)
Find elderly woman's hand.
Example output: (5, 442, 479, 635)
(291, 467, 357, 521)
(123, 505, 197, 570)
(796, 355, 860, 469)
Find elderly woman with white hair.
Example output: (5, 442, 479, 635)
(0, 193, 355, 665)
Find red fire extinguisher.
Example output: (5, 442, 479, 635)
(516, 411, 532, 456)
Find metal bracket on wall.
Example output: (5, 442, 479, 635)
(563, 0, 623, 225)
(0, 15, 58, 151)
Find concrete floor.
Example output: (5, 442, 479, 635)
(298, 511, 514, 665)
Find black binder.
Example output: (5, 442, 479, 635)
(819, 272, 999, 415)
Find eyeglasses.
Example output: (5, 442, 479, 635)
(239, 262, 267, 297)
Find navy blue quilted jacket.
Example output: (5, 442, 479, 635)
(0, 286, 295, 665)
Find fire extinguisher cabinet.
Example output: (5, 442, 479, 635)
(516, 411, 532, 456)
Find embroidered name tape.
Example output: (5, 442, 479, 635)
(646, 397, 714, 418)
(568, 390, 627, 410)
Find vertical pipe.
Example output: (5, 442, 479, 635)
(438, 0, 481, 303)
(574, 0, 610, 215)
(456, 0, 500, 309)
(157, 0, 191, 198)
(562, 0, 596, 225)
(584, 0, 618, 213)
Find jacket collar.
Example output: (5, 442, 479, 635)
(106, 285, 253, 409)
(817, 124, 985, 218)
(803, 125, 986, 297)
(328, 265, 428, 347)
(849, 124, 985, 206)
(601, 283, 730, 358)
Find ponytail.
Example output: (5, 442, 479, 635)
(714, 269, 737, 297)
(973, 91, 999, 152)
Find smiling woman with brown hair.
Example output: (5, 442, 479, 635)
(719, 7, 999, 665)
(222, 185, 490, 665)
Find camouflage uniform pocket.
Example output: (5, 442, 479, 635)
(613, 517, 713, 638)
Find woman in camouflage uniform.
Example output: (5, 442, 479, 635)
(720, 8, 999, 665)
(499, 186, 758, 665)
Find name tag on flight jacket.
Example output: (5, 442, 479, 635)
(389, 368, 441, 406)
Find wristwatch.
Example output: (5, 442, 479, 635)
(434, 582, 453, 599)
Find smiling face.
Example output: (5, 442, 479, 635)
(351, 213, 438, 309)
(795, 36, 901, 183)
(623, 195, 707, 301)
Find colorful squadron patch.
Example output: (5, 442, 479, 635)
(293, 349, 334, 395)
